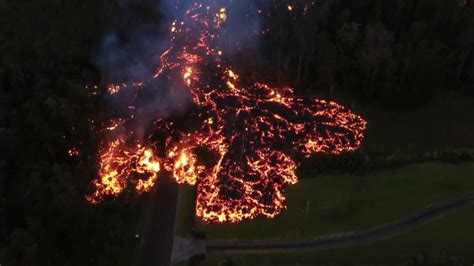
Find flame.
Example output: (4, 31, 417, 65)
(183, 67, 193, 85)
(218, 8, 227, 21)
(68, 147, 80, 157)
(107, 84, 121, 95)
(86, 138, 160, 203)
(86, 1, 366, 223)
(135, 149, 161, 193)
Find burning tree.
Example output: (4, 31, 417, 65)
(84, 1, 366, 223)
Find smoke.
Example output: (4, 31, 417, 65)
(95, 0, 166, 83)
(96, 30, 164, 82)
(158, 0, 263, 54)
(94, 0, 268, 140)
(219, 0, 263, 53)
(96, 0, 264, 82)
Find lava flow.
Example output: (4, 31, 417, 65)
(85, 1, 367, 223)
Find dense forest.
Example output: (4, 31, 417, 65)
(1, 0, 473, 265)
(260, 0, 474, 107)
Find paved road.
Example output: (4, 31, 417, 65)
(206, 192, 474, 252)
(135, 172, 179, 266)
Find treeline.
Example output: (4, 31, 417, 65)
(259, 0, 474, 108)
(0, 1, 151, 265)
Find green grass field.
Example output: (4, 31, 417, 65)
(173, 96, 474, 266)
(361, 94, 474, 154)
(194, 162, 474, 240)
(172, 95, 474, 241)
(203, 204, 474, 266)
(174, 97, 474, 264)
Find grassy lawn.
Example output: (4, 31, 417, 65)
(195, 162, 474, 240)
(361, 94, 474, 154)
(172, 95, 474, 241)
(174, 94, 474, 262)
(203, 204, 474, 266)
(173, 97, 474, 266)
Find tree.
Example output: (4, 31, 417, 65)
(315, 33, 338, 96)
(359, 22, 394, 98)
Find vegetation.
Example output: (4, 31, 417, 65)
(1, 0, 473, 265)
(0, 1, 151, 265)
(203, 205, 474, 266)
(197, 162, 474, 239)
(261, 0, 474, 109)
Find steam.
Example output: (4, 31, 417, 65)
(94, 0, 266, 140)
(96, 0, 264, 82)
(95, 0, 165, 83)
(159, 0, 263, 54)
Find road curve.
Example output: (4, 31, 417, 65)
(206, 192, 474, 252)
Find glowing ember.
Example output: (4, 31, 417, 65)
(86, 138, 160, 203)
(85, 1, 366, 223)
(68, 147, 80, 157)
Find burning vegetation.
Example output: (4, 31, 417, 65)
(85, 1, 366, 223)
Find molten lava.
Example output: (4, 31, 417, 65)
(85, 1, 367, 223)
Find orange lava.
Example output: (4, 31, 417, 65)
(86, 138, 160, 204)
(85, 1, 366, 223)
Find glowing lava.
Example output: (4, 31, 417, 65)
(85, 1, 367, 223)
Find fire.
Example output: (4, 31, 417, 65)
(68, 147, 80, 157)
(85, 1, 366, 223)
(218, 8, 227, 21)
(183, 67, 194, 85)
(107, 84, 121, 95)
(226, 69, 239, 80)
(172, 150, 200, 185)
(135, 149, 161, 192)
(86, 138, 160, 203)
